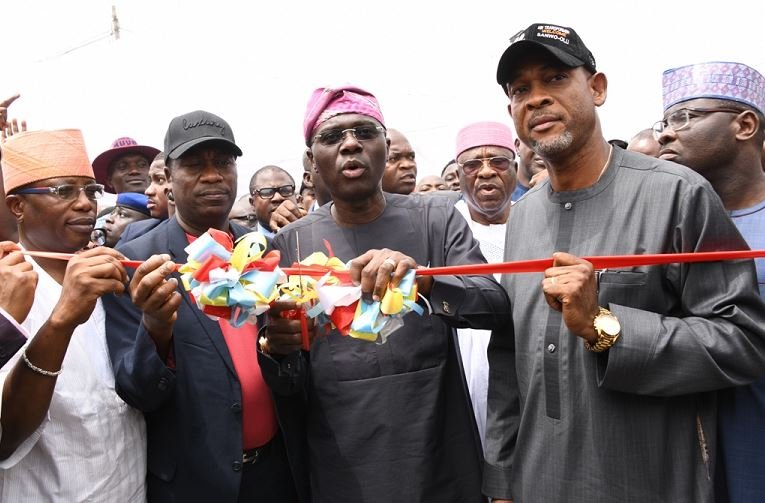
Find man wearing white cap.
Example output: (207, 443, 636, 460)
(486, 23, 765, 503)
(654, 60, 765, 503)
(453, 121, 517, 449)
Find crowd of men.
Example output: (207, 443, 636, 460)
(0, 21, 763, 503)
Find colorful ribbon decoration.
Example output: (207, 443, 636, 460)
(17, 234, 765, 347)
(177, 229, 285, 327)
(279, 250, 422, 344)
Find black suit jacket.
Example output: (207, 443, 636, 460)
(104, 217, 309, 503)
(117, 218, 164, 245)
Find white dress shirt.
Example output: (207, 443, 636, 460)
(0, 257, 147, 502)
(454, 199, 506, 451)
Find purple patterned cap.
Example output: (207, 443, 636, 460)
(662, 61, 765, 115)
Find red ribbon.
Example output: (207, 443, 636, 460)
(415, 250, 765, 276)
(20, 249, 765, 278)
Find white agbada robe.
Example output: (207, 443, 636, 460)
(0, 256, 146, 502)
(454, 199, 506, 450)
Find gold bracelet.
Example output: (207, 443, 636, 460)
(22, 349, 62, 377)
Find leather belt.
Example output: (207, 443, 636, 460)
(242, 438, 274, 464)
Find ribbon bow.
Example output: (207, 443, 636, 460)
(283, 251, 422, 344)
(179, 229, 285, 327)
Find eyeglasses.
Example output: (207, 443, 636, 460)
(313, 125, 385, 146)
(251, 184, 295, 199)
(458, 156, 515, 176)
(652, 107, 742, 139)
(14, 183, 105, 201)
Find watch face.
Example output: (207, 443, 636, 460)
(597, 314, 621, 336)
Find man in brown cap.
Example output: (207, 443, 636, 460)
(0, 129, 145, 501)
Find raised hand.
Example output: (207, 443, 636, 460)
(0, 94, 21, 142)
(269, 199, 307, 231)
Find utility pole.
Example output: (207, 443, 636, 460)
(111, 5, 120, 41)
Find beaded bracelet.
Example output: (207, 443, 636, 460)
(22, 349, 62, 377)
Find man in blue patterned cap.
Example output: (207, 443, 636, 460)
(102, 192, 152, 247)
(654, 61, 765, 503)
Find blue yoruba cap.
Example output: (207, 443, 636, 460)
(116, 192, 151, 216)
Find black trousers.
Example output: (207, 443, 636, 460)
(238, 433, 299, 503)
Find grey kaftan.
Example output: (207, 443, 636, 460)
(272, 192, 511, 503)
(483, 148, 765, 502)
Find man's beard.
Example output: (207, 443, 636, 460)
(530, 130, 574, 157)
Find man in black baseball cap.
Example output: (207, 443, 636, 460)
(163, 110, 243, 163)
(104, 109, 307, 502)
(485, 19, 765, 503)
(496, 23, 596, 93)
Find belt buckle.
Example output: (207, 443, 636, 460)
(242, 448, 260, 464)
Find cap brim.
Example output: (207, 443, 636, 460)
(496, 40, 587, 89)
(166, 137, 243, 162)
(92, 145, 161, 186)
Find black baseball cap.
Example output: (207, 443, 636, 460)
(496, 23, 597, 92)
(164, 110, 243, 162)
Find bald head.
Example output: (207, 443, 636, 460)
(415, 175, 448, 193)
(627, 129, 661, 158)
(229, 194, 256, 230)
(249, 165, 297, 231)
(250, 165, 294, 190)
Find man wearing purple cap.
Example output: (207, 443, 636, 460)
(654, 60, 765, 503)
(265, 85, 510, 502)
(485, 23, 765, 503)
(92, 137, 160, 195)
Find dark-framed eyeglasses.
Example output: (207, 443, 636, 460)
(14, 183, 105, 201)
(251, 184, 295, 199)
(652, 107, 742, 139)
(313, 125, 385, 146)
(458, 156, 515, 176)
